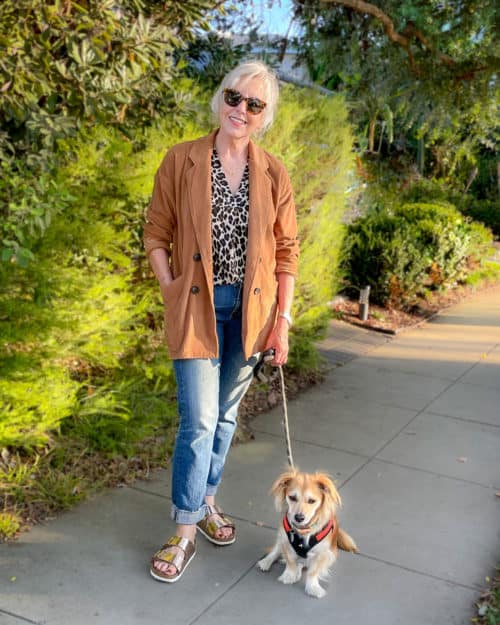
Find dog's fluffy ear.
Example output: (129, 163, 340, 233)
(315, 472, 342, 508)
(270, 467, 296, 509)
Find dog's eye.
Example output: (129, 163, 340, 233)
(307, 498, 316, 505)
(288, 495, 298, 502)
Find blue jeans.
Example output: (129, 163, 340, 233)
(170, 283, 259, 525)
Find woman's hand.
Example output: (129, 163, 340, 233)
(264, 317, 290, 366)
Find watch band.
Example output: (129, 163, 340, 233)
(279, 311, 293, 327)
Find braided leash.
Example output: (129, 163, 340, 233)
(255, 349, 295, 468)
(278, 365, 295, 468)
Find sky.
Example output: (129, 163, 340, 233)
(246, 0, 300, 37)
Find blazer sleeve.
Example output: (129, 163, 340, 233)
(274, 164, 300, 276)
(143, 150, 177, 257)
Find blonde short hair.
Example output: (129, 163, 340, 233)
(211, 60, 279, 134)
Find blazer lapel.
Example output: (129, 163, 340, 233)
(247, 140, 273, 278)
(186, 132, 216, 284)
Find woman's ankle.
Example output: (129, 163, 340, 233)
(176, 523, 196, 542)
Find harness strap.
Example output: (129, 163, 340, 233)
(283, 515, 335, 558)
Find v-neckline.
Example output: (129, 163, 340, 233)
(213, 149, 248, 197)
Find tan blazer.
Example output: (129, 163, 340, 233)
(143, 130, 299, 359)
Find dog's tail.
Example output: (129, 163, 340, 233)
(337, 528, 358, 553)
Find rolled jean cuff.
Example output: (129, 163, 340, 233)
(170, 503, 207, 525)
(205, 483, 218, 497)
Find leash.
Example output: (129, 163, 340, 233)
(278, 366, 295, 468)
(255, 349, 295, 468)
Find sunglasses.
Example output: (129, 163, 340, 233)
(223, 88, 267, 115)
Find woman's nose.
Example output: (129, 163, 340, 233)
(235, 98, 247, 113)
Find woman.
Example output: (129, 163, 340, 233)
(143, 60, 299, 583)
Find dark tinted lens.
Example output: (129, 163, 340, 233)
(223, 89, 242, 107)
(246, 98, 266, 114)
(222, 88, 266, 115)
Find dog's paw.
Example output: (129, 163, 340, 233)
(278, 567, 302, 585)
(305, 581, 326, 599)
(256, 557, 272, 572)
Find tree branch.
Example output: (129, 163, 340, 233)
(319, 0, 454, 70)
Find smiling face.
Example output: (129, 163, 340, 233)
(218, 77, 267, 142)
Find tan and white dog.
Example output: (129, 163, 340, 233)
(257, 468, 357, 598)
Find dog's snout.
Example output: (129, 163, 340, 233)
(294, 513, 305, 523)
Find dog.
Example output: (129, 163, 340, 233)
(257, 468, 357, 598)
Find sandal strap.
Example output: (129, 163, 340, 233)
(152, 536, 195, 573)
(205, 505, 235, 529)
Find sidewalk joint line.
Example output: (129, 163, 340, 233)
(251, 427, 370, 460)
(0, 609, 42, 625)
(187, 561, 258, 625)
(425, 410, 500, 429)
(354, 552, 482, 591)
(372, 457, 498, 490)
(128, 485, 171, 500)
(338, 356, 485, 488)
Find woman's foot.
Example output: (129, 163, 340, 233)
(150, 524, 196, 581)
(197, 499, 236, 545)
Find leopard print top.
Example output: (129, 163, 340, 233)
(211, 149, 250, 285)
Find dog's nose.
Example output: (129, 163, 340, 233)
(294, 513, 305, 523)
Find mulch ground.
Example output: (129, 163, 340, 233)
(331, 281, 500, 334)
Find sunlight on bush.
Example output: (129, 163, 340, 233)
(0, 512, 21, 539)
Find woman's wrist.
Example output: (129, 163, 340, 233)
(278, 311, 292, 327)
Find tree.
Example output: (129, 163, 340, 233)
(292, 0, 498, 181)
(0, 0, 225, 263)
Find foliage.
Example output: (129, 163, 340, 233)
(261, 85, 355, 314)
(464, 200, 500, 238)
(371, 169, 500, 238)
(0, 512, 21, 540)
(0, 81, 355, 532)
(475, 570, 500, 625)
(180, 32, 252, 90)
(291, 0, 499, 182)
(287, 308, 331, 372)
(341, 201, 494, 307)
(0, 0, 224, 263)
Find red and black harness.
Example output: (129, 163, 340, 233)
(283, 515, 335, 558)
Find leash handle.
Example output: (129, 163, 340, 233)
(253, 348, 275, 383)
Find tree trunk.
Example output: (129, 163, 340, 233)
(417, 136, 425, 175)
(368, 117, 376, 152)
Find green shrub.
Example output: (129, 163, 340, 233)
(261, 86, 354, 315)
(341, 202, 493, 307)
(0, 83, 355, 529)
(463, 199, 500, 238)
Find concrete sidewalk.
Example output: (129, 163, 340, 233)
(1, 286, 499, 625)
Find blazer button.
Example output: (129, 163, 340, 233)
(191, 285, 200, 294)
(193, 252, 202, 262)
(254, 287, 261, 295)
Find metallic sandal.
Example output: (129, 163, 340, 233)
(150, 536, 196, 583)
(196, 504, 236, 546)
